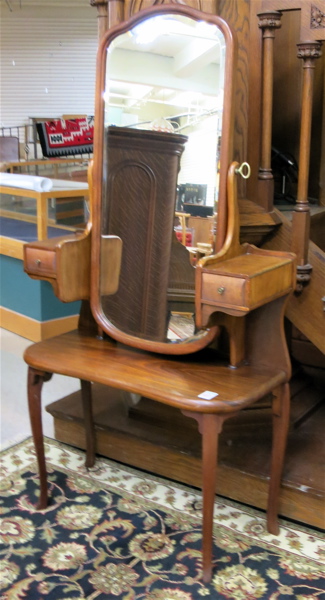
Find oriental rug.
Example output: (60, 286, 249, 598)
(0, 437, 324, 600)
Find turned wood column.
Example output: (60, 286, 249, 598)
(90, 0, 109, 40)
(291, 41, 322, 289)
(257, 11, 282, 212)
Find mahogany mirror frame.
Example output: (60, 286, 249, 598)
(90, 3, 237, 355)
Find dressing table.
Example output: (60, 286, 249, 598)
(23, 5, 296, 583)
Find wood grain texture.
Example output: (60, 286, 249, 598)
(98, 128, 187, 341)
(196, 165, 295, 327)
(24, 232, 91, 303)
(80, 379, 96, 468)
(246, 1, 324, 209)
(246, 0, 263, 203)
(27, 368, 52, 509)
(218, 0, 250, 199)
(261, 0, 325, 41)
(24, 329, 288, 414)
(124, 0, 218, 19)
(91, 0, 110, 37)
(262, 209, 325, 353)
(271, 9, 324, 203)
(295, 41, 322, 247)
(200, 412, 223, 582)
(0, 237, 24, 260)
(200, 251, 293, 313)
(25, 317, 291, 580)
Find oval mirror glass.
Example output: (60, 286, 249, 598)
(91, 6, 236, 354)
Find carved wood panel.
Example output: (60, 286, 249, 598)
(260, 0, 325, 41)
(302, 2, 325, 41)
(124, 0, 218, 19)
(101, 128, 187, 341)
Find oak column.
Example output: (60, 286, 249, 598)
(257, 11, 282, 212)
(291, 40, 322, 291)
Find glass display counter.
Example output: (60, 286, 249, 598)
(0, 179, 89, 243)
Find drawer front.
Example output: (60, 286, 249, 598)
(25, 247, 56, 277)
(201, 273, 246, 307)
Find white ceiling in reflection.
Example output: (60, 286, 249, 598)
(104, 15, 225, 126)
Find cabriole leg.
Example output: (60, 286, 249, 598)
(27, 367, 52, 509)
(201, 413, 223, 583)
(182, 410, 223, 584)
(267, 382, 290, 534)
(80, 379, 96, 468)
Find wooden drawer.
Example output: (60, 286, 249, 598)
(25, 247, 56, 277)
(199, 250, 294, 314)
(202, 273, 246, 307)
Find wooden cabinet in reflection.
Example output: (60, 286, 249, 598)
(101, 126, 188, 341)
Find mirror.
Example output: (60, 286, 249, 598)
(91, 5, 236, 354)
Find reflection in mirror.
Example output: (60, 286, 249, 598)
(95, 9, 231, 348)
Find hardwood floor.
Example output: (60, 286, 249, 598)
(46, 367, 325, 530)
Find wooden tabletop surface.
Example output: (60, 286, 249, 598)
(24, 330, 287, 414)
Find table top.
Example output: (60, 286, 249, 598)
(24, 330, 287, 414)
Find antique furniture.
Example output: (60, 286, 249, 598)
(23, 5, 296, 583)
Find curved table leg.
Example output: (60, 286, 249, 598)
(267, 382, 290, 534)
(80, 379, 96, 468)
(27, 367, 52, 509)
(201, 413, 224, 583)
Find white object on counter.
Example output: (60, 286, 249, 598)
(0, 172, 53, 192)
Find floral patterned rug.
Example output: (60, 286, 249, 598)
(0, 437, 324, 600)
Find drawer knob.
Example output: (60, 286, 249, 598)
(218, 286, 226, 295)
(35, 259, 41, 266)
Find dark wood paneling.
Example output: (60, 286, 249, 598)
(101, 128, 187, 341)
(262, 208, 325, 353)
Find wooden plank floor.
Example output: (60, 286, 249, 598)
(46, 371, 325, 530)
